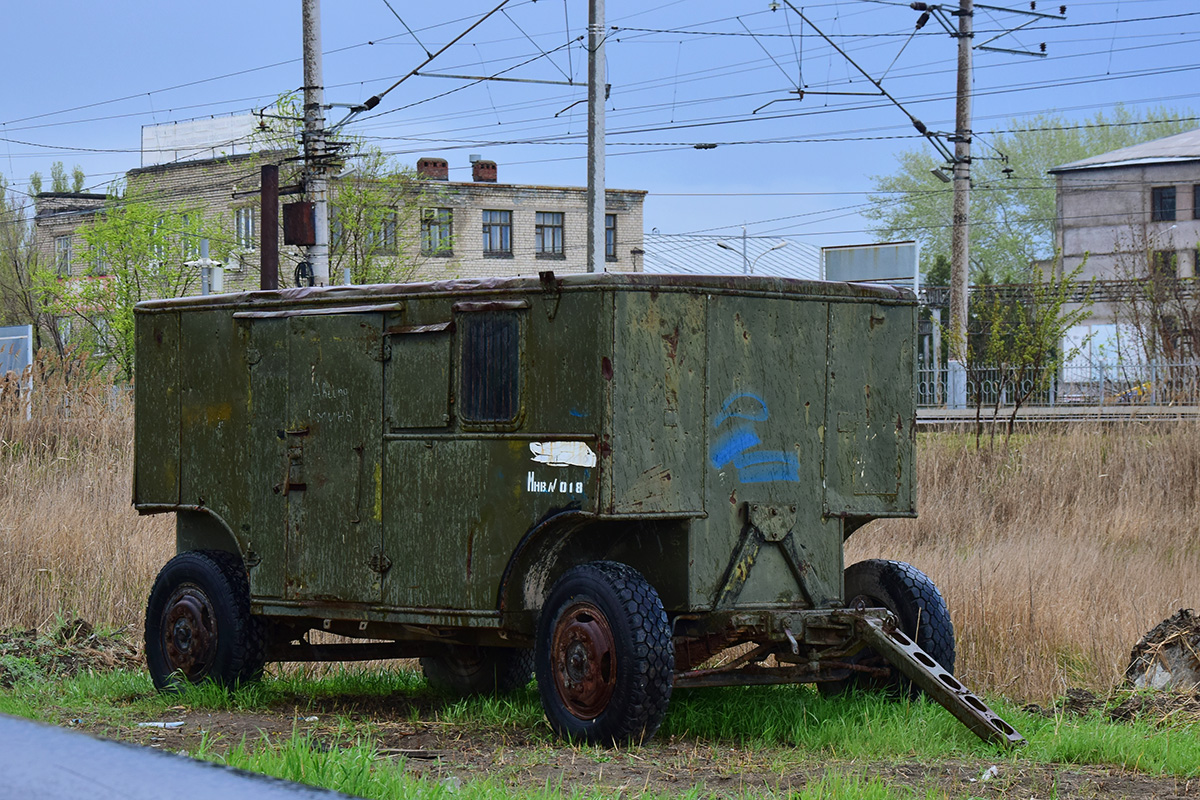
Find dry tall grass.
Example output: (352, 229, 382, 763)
(2, 361, 1197, 703)
(0, 352, 170, 634)
(850, 425, 1200, 702)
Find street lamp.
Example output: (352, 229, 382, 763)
(716, 238, 789, 275)
(715, 240, 742, 271)
(750, 240, 788, 275)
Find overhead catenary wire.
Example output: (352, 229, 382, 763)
(6, 0, 1198, 252)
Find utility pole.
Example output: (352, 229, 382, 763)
(302, 0, 330, 286)
(947, 0, 973, 408)
(741, 226, 748, 275)
(909, 0, 1065, 407)
(586, 0, 605, 273)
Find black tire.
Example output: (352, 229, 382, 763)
(535, 561, 674, 745)
(144, 550, 265, 692)
(821, 559, 955, 697)
(421, 645, 534, 695)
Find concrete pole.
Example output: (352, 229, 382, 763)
(741, 225, 748, 275)
(947, 0, 973, 408)
(303, 0, 330, 286)
(586, 0, 605, 273)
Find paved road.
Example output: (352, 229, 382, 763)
(0, 714, 357, 800)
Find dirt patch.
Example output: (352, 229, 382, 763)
(0, 619, 141, 687)
(77, 706, 1199, 799)
(1023, 686, 1200, 729)
(8, 626, 1195, 799)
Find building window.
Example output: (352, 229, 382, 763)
(180, 213, 198, 260)
(90, 246, 107, 277)
(1194, 186, 1200, 220)
(605, 214, 617, 261)
(1152, 250, 1177, 279)
(421, 208, 453, 255)
(1152, 186, 1176, 222)
(235, 207, 256, 250)
(482, 210, 512, 256)
(151, 218, 169, 260)
(371, 211, 398, 254)
(54, 235, 72, 277)
(535, 212, 564, 257)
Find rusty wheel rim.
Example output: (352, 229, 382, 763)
(550, 600, 617, 720)
(161, 583, 218, 681)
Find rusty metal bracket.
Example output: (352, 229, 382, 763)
(747, 503, 796, 542)
(853, 613, 1025, 749)
(539, 270, 563, 321)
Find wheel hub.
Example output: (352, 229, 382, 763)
(161, 585, 217, 680)
(551, 601, 616, 719)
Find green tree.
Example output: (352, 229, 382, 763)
(866, 106, 1196, 284)
(49, 183, 221, 379)
(964, 261, 1092, 445)
(0, 174, 65, 355)
(329, 146, 434, 285)
(49, 162, 74, 193)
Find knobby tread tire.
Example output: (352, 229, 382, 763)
(536, 560, 674, 745)
(825, 558, 955, 696)
(877, 559, 955, 672)
(144, 549, 264, 692)
(421, 646, 534, 696)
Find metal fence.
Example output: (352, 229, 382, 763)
(917, 361, 1200, 408)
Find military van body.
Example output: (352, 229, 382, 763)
(135, 272, 1020, 746)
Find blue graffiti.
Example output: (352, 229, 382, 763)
(710, 392, 800, 483)
(713, 392, 771, 427)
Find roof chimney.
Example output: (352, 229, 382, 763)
(472, 159, 497, 183)
(417, 157, 449, 181)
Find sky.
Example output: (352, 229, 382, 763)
(3, 0, 1198, 252)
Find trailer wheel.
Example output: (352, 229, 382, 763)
(421, 646, 533, 695)
(822, 559, 955, 697)
(535, 561, 674, 744)
(144, 550, 265, 692)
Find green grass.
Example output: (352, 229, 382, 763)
(197, 731, 930, 800)
(0, 666, 1196, 798)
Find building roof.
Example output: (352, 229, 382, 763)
(1050, 128, 1200, 173)
(641, 233, 821, 280)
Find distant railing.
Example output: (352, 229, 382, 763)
(917, 361, 1200, 408)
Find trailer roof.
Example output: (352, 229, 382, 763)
(135, 271, 913, 313)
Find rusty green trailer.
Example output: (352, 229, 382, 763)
(135, 271, 1020, 746)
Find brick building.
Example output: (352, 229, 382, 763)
(1050, 128, 1200, 320)
(34, 151, 646, 293)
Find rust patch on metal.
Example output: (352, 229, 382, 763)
(551, 600, 617, 719)
(661, 327, 680, 362)
(161, 586, 217, 681)
(619, 464, 673, 510)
